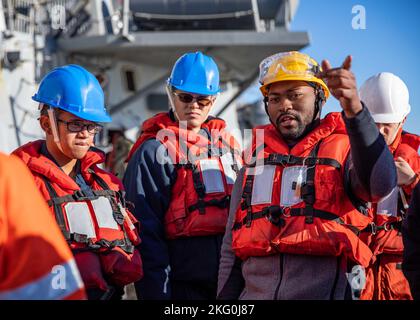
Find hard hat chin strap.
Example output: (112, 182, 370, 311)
(263, 97, 275, 128)
(263, 83, 325, 126)
(389, 122, 403, 145)
(47, 107, 64, 153)
(308, 82, 325, 123)
(165, 85, 181, 122)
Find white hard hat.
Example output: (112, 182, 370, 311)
(359, 72, 411, 123)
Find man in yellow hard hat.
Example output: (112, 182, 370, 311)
(217, 51, 397, 300)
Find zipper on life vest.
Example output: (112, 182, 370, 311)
(273, 254, 284, 299)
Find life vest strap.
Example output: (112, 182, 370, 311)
(232, 206, 361, 234)
(87, 170, 135, 252)
(302, 143, 320, 224)
(246, 153, 341, 169)
(188, 195, 230, 214)
(41, 175, 70, 239)
(361, 219, 403, 234)
(242, 174, 255, 227)
(219, 136, 241, 174)
(41, 171, 135, 252)
(70, 238, 134, 254)
(47, 189, 116, 206)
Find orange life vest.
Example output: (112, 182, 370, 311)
(231, 112, 373, 267)
(360, 131, 419, 300)
(0, 153, 86, 300)
(127, 112, 242, 239)
(13, 141, 143, 291)
(401, 131, 420, 151)
(362, 131, 420, 255)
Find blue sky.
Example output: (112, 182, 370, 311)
(242, 0, 420, 135)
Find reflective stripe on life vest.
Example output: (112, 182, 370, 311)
(232, 113, 373, 266)
(0, 259, 83, 300)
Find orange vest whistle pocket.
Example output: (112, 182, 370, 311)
(280, 166, 307, 207)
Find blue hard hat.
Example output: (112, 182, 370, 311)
(32, 64, 112, 123)
(168, 52, 220, 96)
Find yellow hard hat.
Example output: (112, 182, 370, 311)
(259, 51, 330, 99)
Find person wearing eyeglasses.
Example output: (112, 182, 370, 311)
(123, 52, 242, 300)
(217, 51, 397, 300)
(12, 64, 143, 300)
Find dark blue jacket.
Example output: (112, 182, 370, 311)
(123, 128, 223, 300)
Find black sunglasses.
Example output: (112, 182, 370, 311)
(172, 92, 214, 107)
(57, 119, 103, 134)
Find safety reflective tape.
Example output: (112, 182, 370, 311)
(199, 159, 225, 194)
(250, 165, 276, 205)
(91, 196, 119, 230)
(220, 153, 237, 185)
(0, 259, 84, 300)
(64, 202, 96, 239)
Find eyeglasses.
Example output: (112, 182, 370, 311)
(172, 92, 214, 107)
(57, 119, 103, 134)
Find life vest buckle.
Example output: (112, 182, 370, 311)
(264, 206, 285, 227)
(370, 222, 377, 235)
(269, 153, 279, 163)
(383, 222, 392, 232)
(282, 206, 291, 218)
(267, 215, 284, 227)
(280, 154, 292, 166)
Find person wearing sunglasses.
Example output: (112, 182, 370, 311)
(12, 64, 143, 300)
(217, 51, 397, 300)
(124, 52, 242, 300)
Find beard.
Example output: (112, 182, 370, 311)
(274, 110, 316, 142)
